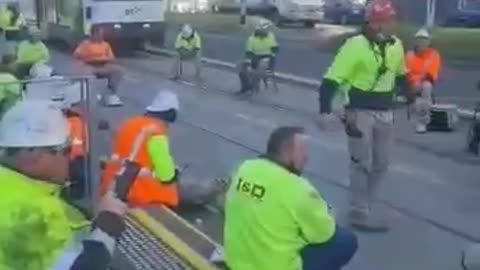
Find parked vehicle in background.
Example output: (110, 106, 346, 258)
(444, 9, 480, 27)
(18, 0, 167, 52)
(324, 0, 366, 25)
(212, 0, 326, 28)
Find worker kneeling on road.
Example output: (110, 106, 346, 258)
(0, 100, 127, 270)
(224, 127, 358, 270)
(318, 0, 406, 232)
(171, 24, 202, 82)
(99, 90, 181, 207)
(73, 26, 124, 107)
(16, 27, 50, 79)
(405, 28, 441, 133)
(236, 19, 278, 96)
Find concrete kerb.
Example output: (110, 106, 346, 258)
(143, 44, 480, 120)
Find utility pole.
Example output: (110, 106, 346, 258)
(240, 0, 246, 25)
(425, 0, 436, 28)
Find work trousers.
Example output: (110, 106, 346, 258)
(346, 110, 394, 212)
(90, 64, 124, 94)
(238, 55, 275, 92)
(301, 226, 358, 270)
(412, 81, 433, 125)
(171, 50, 202, 80)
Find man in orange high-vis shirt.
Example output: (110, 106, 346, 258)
(99, 90, 180, 207)
(405, 28, 441, 133)
(73, 26, 124, 107)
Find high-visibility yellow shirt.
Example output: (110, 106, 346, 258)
(246, 33, 278, 56)
(0, 166, 76, 270)
(0, 72, 20, 103)
(174, 32, 202, 51)
(224, 158, 335, 270)
(324, 34, 405, 94)
(0, 10, 26, 31)
(16, 40, 50, 64)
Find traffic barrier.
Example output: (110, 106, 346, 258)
(113, 207, 222, 270)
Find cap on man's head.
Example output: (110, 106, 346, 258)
(0, 100, 69, 148)
(146, 90, 180, 113)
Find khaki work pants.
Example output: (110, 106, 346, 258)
(91, 64, 124, 94)
(171, 51, 202, 80)
(346, 110, 394, 212)
(412, 81, 433, 125)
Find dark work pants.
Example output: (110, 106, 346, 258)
(301, 226, 358, 270)
(238, 55, 275, 92)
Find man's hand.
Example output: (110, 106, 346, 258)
(96, 192, 127, 217)
(316, 113, 339, 130)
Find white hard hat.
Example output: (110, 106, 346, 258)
(182, 24, 193, 37)
(146, 90, 180, 112)
(415, 28, 431, 39)
(255, 18, 272, 30)
(0, 100, 69, 148)
(30, 63, 53, 78)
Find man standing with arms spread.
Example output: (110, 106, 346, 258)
(318, 0, 406, 232)
(224, 127, 357, 270)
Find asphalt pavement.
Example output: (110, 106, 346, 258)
(163, 24, 480, 110)
(49, 48, 479, 270)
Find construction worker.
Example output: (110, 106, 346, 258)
(0, 2, 26, 46)
(0, 54, 21, 114)
(405, 28, 441, 133)
(99, 90, 180, 207)
(0, 100, 127, 270)
(171, 24, 202, 82)
(235, 18, 279, 96)
(317, 0, 405, 232)
(73, 26, 124, 107)
(16, 27, 50, 79)
(224, 126, 357, 270)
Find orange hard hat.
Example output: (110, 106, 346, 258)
(365, 0, 396, 23)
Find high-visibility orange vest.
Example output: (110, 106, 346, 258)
(98, 115, 179, 207)
(406, 47, 441, 85)
(67, 115, 87, 159)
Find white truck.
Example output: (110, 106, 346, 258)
(18, 0, 167, 51)
(214, 0, 327, 27)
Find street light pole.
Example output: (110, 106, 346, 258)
(240, 0, 247, 25)
(425, 0, 436, 28)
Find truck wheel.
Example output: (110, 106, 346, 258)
(270, 10, 283, 27)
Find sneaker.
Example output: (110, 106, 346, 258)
(104, 94, 123, 107)
(415, 123, 427, 133)
(348, 209, 389, 233)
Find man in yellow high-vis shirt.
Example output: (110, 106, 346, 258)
(317, 0, 406, 232)
(170, 24, 202, 82)
(225, 126, 357, 270)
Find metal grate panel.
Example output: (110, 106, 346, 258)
(114, 217, 195, 270)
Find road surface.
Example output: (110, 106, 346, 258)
(50, 48, 479, 270)
(163, 22, 480, 110)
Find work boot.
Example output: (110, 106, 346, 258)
(170, 75, 180, 81)
(348, 209, 389, 233)
(415, 123, 427, 134)
(104, 94, 123, 107)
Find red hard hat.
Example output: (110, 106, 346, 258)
(365, 0, 396, 23)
